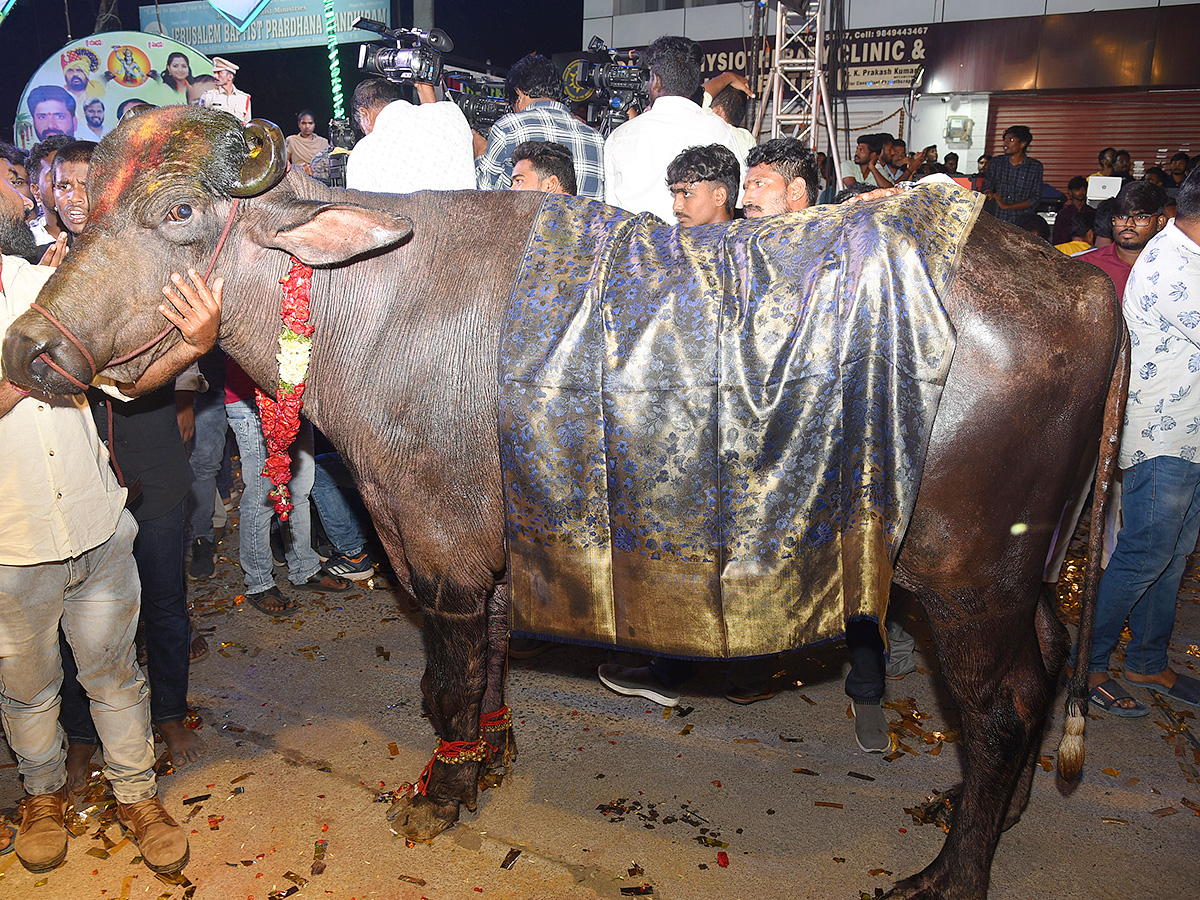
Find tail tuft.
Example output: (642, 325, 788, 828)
(1056, 699, 1086, 780)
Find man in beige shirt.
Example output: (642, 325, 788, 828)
(0, 175, 209, 875)
(199, 57, 251, 125)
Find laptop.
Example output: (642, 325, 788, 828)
(1086, 175, 1122, 207)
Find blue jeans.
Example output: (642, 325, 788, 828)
(61, 498, 191, 738)
(187, 387, 229, 543)
(311, 452, 368, 557)
(1089, 455, 1200, 677)
(0, 510, 157, 803)
(226, 401, 321, 593)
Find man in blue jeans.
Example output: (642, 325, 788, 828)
(1086, 167, 1200, 716)
(311, 451, 376, 580)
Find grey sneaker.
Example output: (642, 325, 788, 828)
(598, 663, 680, 707)
(851, 700, 891, 753)
(885, 651, 917, 680)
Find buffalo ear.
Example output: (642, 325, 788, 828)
(266, 203, 413, 265)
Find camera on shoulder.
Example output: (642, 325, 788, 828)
(354, 16, 452, 85)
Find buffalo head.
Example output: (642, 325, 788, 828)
(3, 105, 412, 394)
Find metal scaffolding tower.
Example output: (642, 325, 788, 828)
(754, 0, 842, 182)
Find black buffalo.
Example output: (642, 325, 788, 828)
(2, 108, 1126, 900)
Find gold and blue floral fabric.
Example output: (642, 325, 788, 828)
(500, 183, 982, 658)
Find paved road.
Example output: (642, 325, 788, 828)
(0, 525, 1197, 899)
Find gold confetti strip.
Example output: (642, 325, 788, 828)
(118, 874, 137, 899)
(1152, 807, 1178, 817)
(388, 742, 399, 757)
(814, 801, 843, 809)
(926, 742, 943, 757)
(679, 724, 693, 736)
(1101, 817, 1130, 825)
(1102, 767, 1120, 777)
(231, 772, 253, 783)
(1124, 777, 1140, 787)
(799, 694, 817, 706)
(662, 707, 671, 719)
(868, 868, 893, 876)
(793, 768, 820, 776)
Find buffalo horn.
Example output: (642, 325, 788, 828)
(231, 119, 287, 197)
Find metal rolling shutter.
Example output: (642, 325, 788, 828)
(985, 91, 1200, 192)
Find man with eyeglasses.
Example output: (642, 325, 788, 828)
(982, 125, 1042, 225)
(1081, 167, 1200, 715)
(1077, 180, 1169, 302)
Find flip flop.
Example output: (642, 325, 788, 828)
(1134, 672, 1200, 709)
(0, 822, 15, 856)
(188, 627, 209, 664)
(246, 586, 297, 616)
(1088, 679, 1149, 717)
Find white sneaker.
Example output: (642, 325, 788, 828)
(598, 664, 680, 707)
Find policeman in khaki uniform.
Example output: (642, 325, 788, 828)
(199, 57, 251, 125)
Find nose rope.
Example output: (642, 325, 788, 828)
(27, 197, 242, 391)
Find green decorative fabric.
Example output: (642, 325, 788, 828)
(499, 183, 982, 658)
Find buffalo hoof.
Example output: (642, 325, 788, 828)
(386, 792, 460, 841)
(884, 871, 983, 900)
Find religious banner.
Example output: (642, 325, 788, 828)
(139, 0, 389, 56)
(12, 32, 213, 150)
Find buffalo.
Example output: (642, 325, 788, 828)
(3, 107, 1126, 900)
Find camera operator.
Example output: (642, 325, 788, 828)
(474, 54, 605, 201)
(604, 36, 743, 221)
(345, 77, 475, 194)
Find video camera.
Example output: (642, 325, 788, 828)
(354, 16, 452, 85)
(444, 72, 511, 135)
(562, 36, 649, 134)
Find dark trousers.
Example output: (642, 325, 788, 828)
(845, 618, 885, 703)
(60, 498, 190, 742)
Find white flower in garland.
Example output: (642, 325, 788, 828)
(277, 327, 312, 389)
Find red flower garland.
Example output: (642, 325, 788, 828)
(255, 257, 314, 520)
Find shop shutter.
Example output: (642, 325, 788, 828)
(985, 91, 1200, 192)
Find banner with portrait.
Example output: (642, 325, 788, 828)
(13, 31, 214, 150)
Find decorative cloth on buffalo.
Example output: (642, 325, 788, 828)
(499, 183, 982, 658)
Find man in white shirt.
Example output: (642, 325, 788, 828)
(603, 36, 743, 221)
(1085, 167, 1200, 715)
(345, 77, 475, 194)
(0, 175, 202, 874)
(199, 57, 252, 125)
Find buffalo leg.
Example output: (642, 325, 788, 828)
(388, 574, 489, 839)
(887, 595, 1056, 900)
(479, 582, 517, 788)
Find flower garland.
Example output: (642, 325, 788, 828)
(255, 257, 315, 521)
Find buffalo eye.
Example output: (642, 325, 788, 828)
(166, 203, 192, 222)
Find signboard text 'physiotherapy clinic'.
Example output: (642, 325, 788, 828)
(139, 1, 389, 55)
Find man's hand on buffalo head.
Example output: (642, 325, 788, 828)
(159, 268, 223, 358)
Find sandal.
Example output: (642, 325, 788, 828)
(0, 821, 14, 856)
(246, 586, 297, 615)
(188, 627, 209, 664)
(1130, 672, 1200, 709)
(1088, 679, 1149, 717)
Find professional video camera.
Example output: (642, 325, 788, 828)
(444, 72, 511, 134)
(354, 16, 452, 85)
(562, 36, 649, 134)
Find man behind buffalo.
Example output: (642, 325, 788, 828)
(603, 35, 742, 220)
(345, 77, 474, 193)
(1079, 173, 1200, 716)
(0, 173, 196, 874)
(666, 143, 739, 227)
(741, 141, 920, 751)
(475, 53, 604, 201)
(509, 140, 576, 195)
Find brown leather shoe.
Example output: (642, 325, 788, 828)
(116, 796, 189, 874)
(15, 786, 68, 872)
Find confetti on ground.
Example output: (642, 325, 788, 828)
(1102, 768, 1120, 777)
(388, 742, 400, 756)
(868, 868, 893, 876)
(679, 724, 693, 736)
(399, 874, 427, 886)
(779, 734, 803, 742)
(1101, 817, 1130, 825)
(793, 768, 820, 776)
(814, 802, 844, 809)
(1152, 807, 1178, 817)
(717, 851, 729, 867)
(312, 839, 328, 876)
(501, 848, 521, 869)
(848, 771, 876, 781)
(620, 885, 654, 896)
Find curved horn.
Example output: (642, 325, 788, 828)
(230, 119, 287, 197)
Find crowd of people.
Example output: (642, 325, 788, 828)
(0, 31, 1198, 876)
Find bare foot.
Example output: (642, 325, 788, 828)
(66, 742, 97, 795)
(158, 720, 206, 765)
(1124, 669, 1178, 691)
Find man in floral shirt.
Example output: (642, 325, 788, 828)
(1085, 167, 1200, 715)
